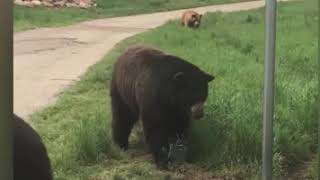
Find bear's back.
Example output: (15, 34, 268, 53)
(114, 46, 202, 81)
(14, 115, 53, 180)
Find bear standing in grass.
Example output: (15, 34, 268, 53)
(14, 114, 53, 180)
(181, 10, 202, 28)
(110, 46, 214, 168)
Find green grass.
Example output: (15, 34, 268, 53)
(14, 0, 252, 31)
(30, 0, 318, 179)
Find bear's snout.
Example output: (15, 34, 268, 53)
(191, 102, 204, 119)
(194, 21, 200, 27)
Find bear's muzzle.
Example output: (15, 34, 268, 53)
(190, 102, 204, 120)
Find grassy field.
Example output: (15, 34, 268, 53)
(14, 0, 251, 31)
(30, 0, 318, 179)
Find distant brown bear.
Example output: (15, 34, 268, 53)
(14, 114, 53, 180)
(181, 10, 203, 28)
(110, 46, 214, 168)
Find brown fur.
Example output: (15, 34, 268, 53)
(181, 10, 202, 28)
(110, 45, 214, 169)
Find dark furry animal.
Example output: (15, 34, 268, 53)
(181, 10, 203, 28)
(14, 114, 53, 180)
(110, 46, 214, 168)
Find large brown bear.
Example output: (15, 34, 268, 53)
(14, 114, 53, 180)
(181, 10, 203, 28)
(110, 46, 214, 168)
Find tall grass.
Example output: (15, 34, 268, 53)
(31, 0, 318, 179)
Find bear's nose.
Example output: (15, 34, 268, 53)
(191, 102, 204, 120)
(192, 111, 203, 120)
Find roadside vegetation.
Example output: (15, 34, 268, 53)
(306, 158, 318, 179)
(31, 0, 318, 179)
(14, 0, 253, 31)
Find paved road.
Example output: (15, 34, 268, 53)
(14, 0, 278, 120)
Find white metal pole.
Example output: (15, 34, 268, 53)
(0, 0, 13, 179)
(317, 115, 320, 178)
(318, 8, 320, 179)
(262, 0, 277, 179)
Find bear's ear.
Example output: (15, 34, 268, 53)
(173, 72, 185, 82)
(206, 74, 215, 82)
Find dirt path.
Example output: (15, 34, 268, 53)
(283, 156, 316, 180)
(14, 0, 288, 120)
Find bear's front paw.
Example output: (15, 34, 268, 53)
(154, 147, 170, 170)
(115, 142, 128, 151)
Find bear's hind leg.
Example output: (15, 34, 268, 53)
(111, 90, 137, 150)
